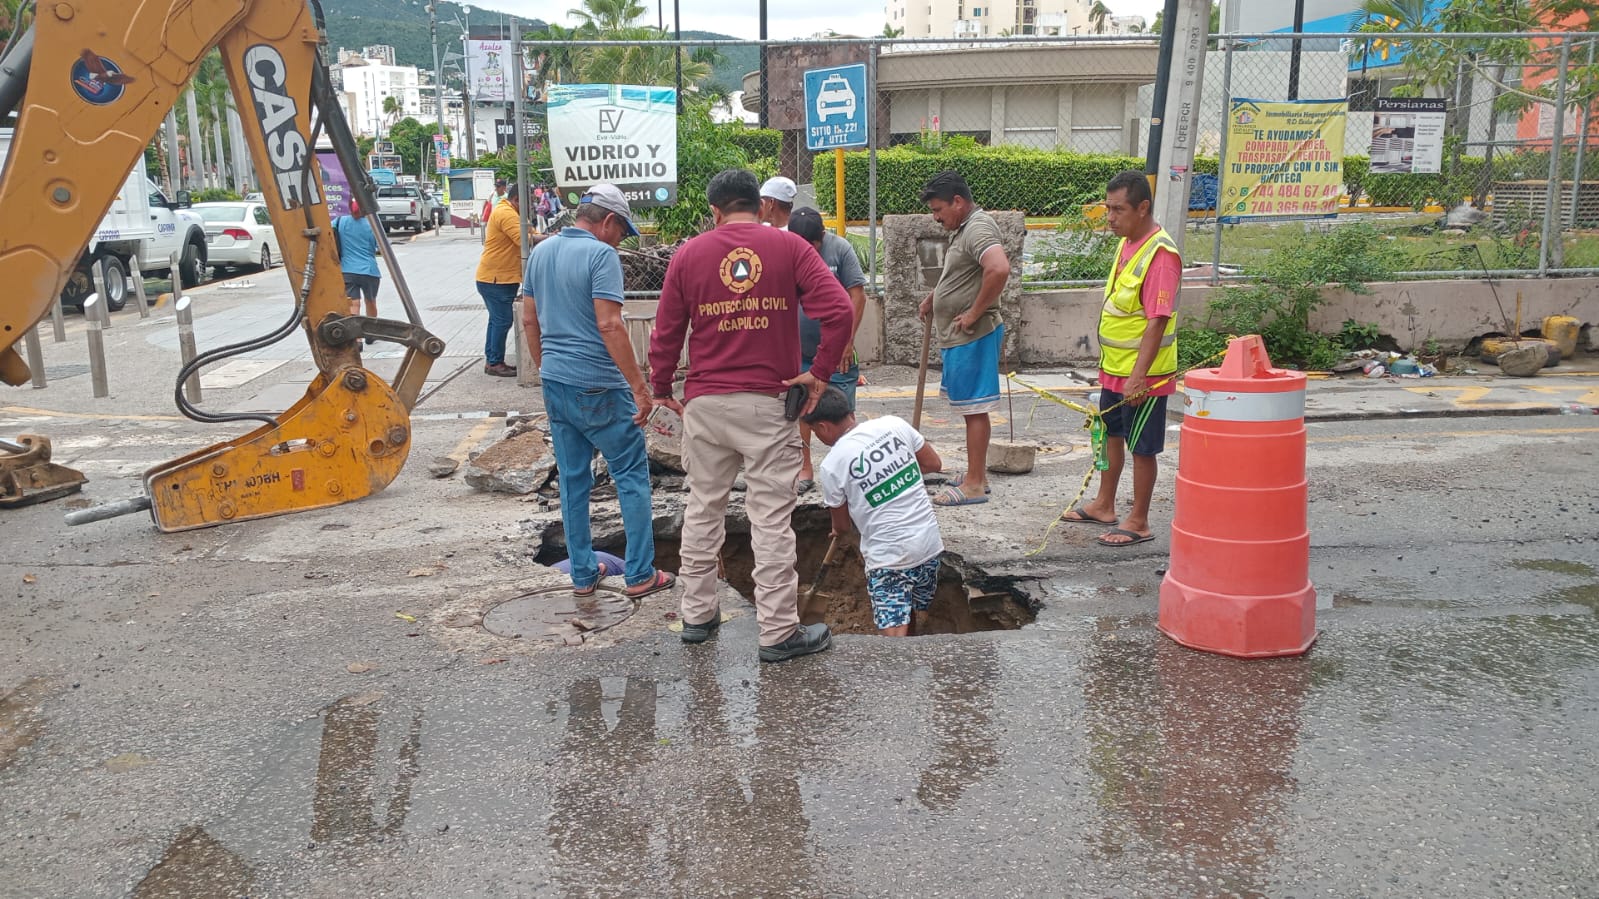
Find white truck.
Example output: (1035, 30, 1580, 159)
(1, 129, 209, 312)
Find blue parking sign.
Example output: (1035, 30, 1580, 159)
(804, 63, 869, 152)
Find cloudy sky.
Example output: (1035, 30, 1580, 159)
(485, 0, 1166, 41)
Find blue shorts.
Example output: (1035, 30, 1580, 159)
(1099, 388, 1168, 456)
(866, 557, 941, 630)
(802, 356, 860, 410)
(939, 324, 1004, 416)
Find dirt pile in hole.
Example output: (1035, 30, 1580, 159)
(647, 507, 1036, 636)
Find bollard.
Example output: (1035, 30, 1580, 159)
(49, 287, 66, 342)
(128, 256, 150, 318)
(82, 294, 109, 398)
(1158, 335, 1316, 658)
(23, 323, 46, 388)
(169, 251, 183, 308)
(90, 260, 111, 328)
(176, 296, 201, 403)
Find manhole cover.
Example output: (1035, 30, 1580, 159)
(428, 304, 483, 312)
(482, 586, 637, 643)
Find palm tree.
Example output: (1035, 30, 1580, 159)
(382, 95, 402, 133)
(881, 23, 904, 38)
(582, 27, 709, 86)
(568, 0, 647, 34)
(528, 22, 587, 85)
(1088, 1, 1111, 34)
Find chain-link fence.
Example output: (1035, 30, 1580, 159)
(511, 31, 1598, 295)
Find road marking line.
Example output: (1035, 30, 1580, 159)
(0, 405, 186, 422)
(448, 418, 501, 462)
(1307, 425, 1599, 444)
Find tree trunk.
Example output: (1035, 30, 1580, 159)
(210, 99, 227, 191)
(1473, 63, 1505, 211)
(184, 88, 205, 190)
(228, 104, 251, 194)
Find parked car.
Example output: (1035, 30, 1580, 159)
(375, 184, 428, 233)
(193, 201, 282, 272)
(419, 186, 446, 228)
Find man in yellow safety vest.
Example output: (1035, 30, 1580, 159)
(1061, 170, 1180, 547)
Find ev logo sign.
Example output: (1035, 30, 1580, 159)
(804, 63, 869, 152)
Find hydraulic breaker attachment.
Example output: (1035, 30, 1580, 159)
(0, 435, 87, 508)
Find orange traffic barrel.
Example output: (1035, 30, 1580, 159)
(1159, 335, 1317, 658)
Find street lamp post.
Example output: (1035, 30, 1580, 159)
(428, 2, 448, 180)
(462, 5, 476, 161)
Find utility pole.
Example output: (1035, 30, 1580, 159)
(512, 15, 531, 263)
(1152, 0, 1208, 257)
(429, 2, 448, 181)
(1287, 0, 1305, 100)
(1144, 0, 1179, 179)
(674, 0, 683, 112)
(758, 0, 768, 127)
(463, 5, 476, 161)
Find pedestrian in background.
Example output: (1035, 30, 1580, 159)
(649, 169, 855, 663)
(475, 185, 524, 377)
(334, 199, 380, 346)
(522, 183, 674, 598)
(787, 207, 867, 494)
(918, 170, 1010, 507)
(1059, 170, 1179, 548)
(758, 176, 797, 230)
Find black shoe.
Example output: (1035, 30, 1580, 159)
(759, 623, 832, 663)
(364, 337, 375, 346)
(680, 611, 722, 644)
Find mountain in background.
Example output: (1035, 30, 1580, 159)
(321, 0, 758, 99)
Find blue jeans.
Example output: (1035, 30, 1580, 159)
(476, 281, 517, 365)
(542, 378, 657, 590)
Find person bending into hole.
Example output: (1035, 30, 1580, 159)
(806, 386, 945, 637)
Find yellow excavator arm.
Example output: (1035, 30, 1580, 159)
(0, 0, 443, 530)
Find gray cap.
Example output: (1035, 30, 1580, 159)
(580, 183, 639, 237)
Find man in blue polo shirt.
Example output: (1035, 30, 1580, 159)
(521, 183, 675, 600)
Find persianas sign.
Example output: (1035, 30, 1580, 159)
(547, 83, 678, 208)
(1220, 98, 1348, 223)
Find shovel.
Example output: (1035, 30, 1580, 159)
(800, 535, 843, 619)
(912, 308, 934, 430)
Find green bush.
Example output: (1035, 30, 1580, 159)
(652, 99, 753, 242)
(1031, 207, 1117, 282)
(1341, 155, 1370, 205)
(1184, 223, 1401, 370)
(725, 127, 781, 162)
(192, 188, 241, 203)
(813, 146, 1146, 219)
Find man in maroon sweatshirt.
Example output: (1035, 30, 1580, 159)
(650, 169, 855, 663)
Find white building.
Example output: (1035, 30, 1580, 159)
(889, 0, 1094, 38)
(333, 56, 423, 138)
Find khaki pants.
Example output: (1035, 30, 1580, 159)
(679, 392, 802, 646)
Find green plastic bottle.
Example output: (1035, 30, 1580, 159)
(1090, 417, 1109, 471)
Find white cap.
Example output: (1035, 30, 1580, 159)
(580, 183, 639, 237)
(760, 176, 797, 204)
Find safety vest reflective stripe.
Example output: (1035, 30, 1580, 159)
(1099, 227, 1179, 378)
(1183, 387, 1306, 422)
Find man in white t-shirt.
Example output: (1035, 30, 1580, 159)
(806, 386, 946, 636)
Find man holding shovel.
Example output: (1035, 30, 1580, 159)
(918, 171, 1010, 507)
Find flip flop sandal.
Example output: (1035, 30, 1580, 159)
(946, 471, 992, 494)
(1060, 506, 1117, 525)
(1097, 527, 1154, 547)
(625, 570, 678, 599)
(932, 485, 990, 507)
(795, 479, 816, 494)
(572, 584, 599, 597)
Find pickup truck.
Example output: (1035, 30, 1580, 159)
(375, 184, 429, 233)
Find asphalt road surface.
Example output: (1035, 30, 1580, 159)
(2, 232, 1596, 896)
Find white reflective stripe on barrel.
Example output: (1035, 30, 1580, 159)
(1183, 386, 1305, 421)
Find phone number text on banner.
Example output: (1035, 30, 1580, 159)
(548, 83, 678, 208)
(1220, 97, 1348, 224)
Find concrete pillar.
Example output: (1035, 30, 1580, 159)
(1056, 85, 1074, 150)
(990, 87, 1006, 146)
(1122, 85, 1140, 156)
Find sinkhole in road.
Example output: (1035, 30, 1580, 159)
(535, 506, 1037, 636)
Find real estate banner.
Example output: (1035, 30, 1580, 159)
(1372, 98, 1447, 175)
(466, 39, 508, 103)
(1220, 97, 1348, 223)
(547, 83, 678, 208)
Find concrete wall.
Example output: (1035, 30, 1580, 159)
(1010, 276, 1599, 365)
(632, 278, 1598, 369)
(880, 211, 1027, 367)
